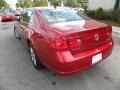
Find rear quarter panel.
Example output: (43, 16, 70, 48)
(30, 11, 65, 69)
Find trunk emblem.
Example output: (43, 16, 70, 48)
(94, 34, 99, 41)
(77, 39, 82, 43)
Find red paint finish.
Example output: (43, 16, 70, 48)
(15, 8, 114, 75)
(0, 13, 15, 21)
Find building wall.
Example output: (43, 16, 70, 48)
(88, 0, 115, 10)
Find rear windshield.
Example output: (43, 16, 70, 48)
(0, 10, 12, 14)
(40, 9, 89, 23)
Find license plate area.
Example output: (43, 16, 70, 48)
(92, 53, 102, 64)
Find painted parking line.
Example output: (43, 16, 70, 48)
(113, 34, 120, 38)
(112, 27, 120, 38)
(113, 31, 120, 37)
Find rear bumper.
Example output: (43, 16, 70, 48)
(49, 40, 113, 75)
(2, 17, 14, 21)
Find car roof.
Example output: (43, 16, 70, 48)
(29, 7, 73, 11)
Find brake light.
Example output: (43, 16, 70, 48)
(107, 25, 112, 37)
(49, 37, 68, 50)
(68, 37, 82, 48)
(49, 35, 83, 50)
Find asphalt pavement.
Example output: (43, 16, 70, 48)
(0, 21, 120, 90)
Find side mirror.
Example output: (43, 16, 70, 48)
(18, 18, 20, 22)
(17, 16, 21, 22)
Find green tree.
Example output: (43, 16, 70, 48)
(16, 0, 25, 8)
(16, 0, 32, 8)
(16, 3, 19, 8)
(64, 0, 75, 7)
(24, 0, 32, 8)
(114, 0, 120, 10)
(0, 0, 9, 9)
(51, 0, 60, 8)
(4, 3, 9, 9)
(33, 0, 48, 7)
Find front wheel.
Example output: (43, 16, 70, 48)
(29, 44, 43, 70)
(14, 27, 21, 39)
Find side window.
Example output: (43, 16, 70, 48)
(27, 10, 32, 17)
(29, 14, 33, 24)
(21, 10, 32, 23)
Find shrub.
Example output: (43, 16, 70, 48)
(94, 7, 106, 20)
(85, 7, 109, 20)
(109, 9, 120, 23)
(85, 10, 95, 18)
(85, 8, 120, 23)
(103, 11, 111, 20)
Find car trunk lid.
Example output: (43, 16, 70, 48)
(66, 26, 111, 54)
(49, 20, 112, 53)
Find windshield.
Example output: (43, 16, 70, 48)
(40, 9, 86, 23)
(0, 9, 12, 14)
(14, 10, 21, 14)
(2, 12, 11, 14)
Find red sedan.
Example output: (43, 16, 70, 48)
(14, 7, 113, 75)
(0, 11, 15, 21)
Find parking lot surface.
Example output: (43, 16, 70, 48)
(0, 22, 120, 90)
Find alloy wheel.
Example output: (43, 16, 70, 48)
(14, 28, 21, 39)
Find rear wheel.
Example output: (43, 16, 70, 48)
(14, 27, 21, 39)
(29, 44, 43, 70)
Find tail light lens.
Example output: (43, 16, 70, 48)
(49, 36, 82, 50)
(68, 37, 82, 48)
(49, 37, 68, 50)
(107, 25, 112, 37)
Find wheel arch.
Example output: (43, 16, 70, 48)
(27, 39, 31, 46)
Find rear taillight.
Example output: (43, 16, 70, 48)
(68, 37, 82, 48)
(107, 25, 112, 37)
(49, 35, 83, 50)
(49, 37, 68, 50)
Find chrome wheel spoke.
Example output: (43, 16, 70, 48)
(33, 58, 37, 66)
(15, 29, 20, 38)
(30, 47, 37, 66)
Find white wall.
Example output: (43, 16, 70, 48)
(88, 0, 115, 10)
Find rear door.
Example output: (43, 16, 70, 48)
(19, 10, 32, 46)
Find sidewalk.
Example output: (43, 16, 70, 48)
(112, 26, 120, 37)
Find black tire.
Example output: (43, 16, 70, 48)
(29, 44, 43, 70)
(14, 27, 21, 39)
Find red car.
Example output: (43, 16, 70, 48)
(14, 7, 113, 75)
(0, 11, 15, 21)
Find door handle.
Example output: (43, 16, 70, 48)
(24, 28, 29, 32)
